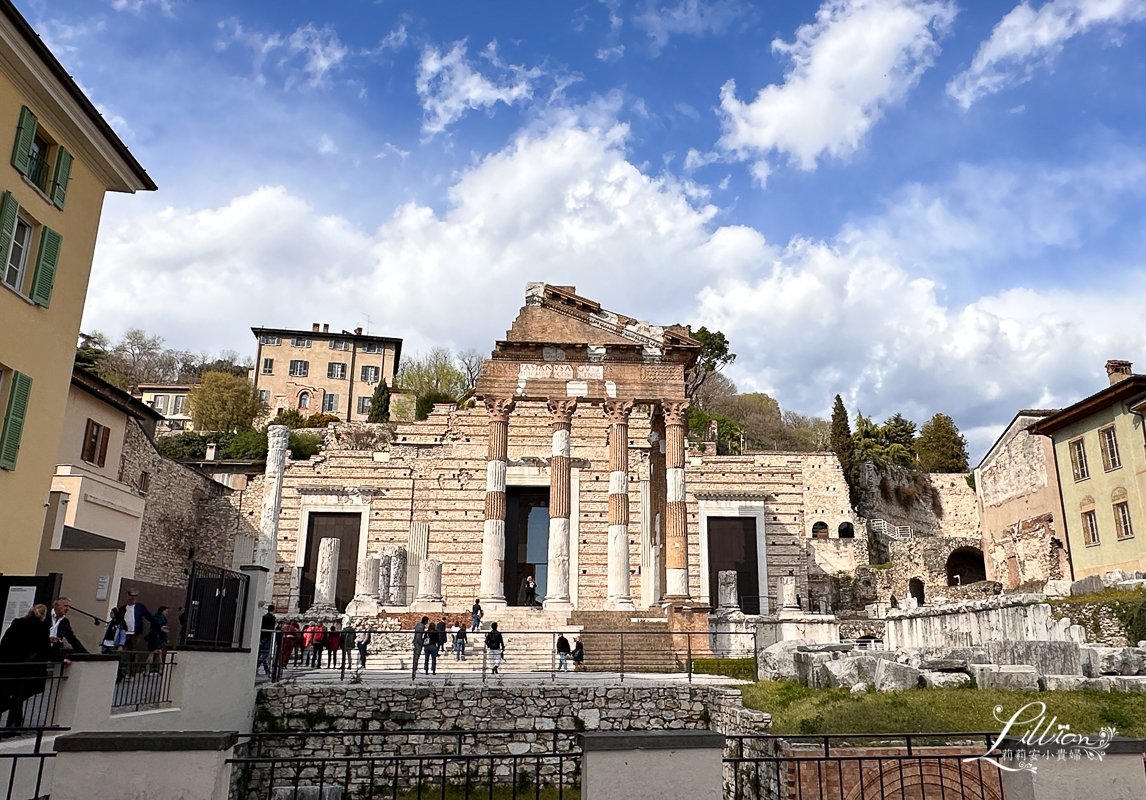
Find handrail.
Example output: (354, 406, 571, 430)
(871, 518, 913, 539)
(68, 605, 108, 626)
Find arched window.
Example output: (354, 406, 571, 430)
(838, 522, 855, 539)
(908, 578, 925, 606)
(811, 521, 829, 539)
(298, 391, 310, 410)
(946, 547, 986, 586)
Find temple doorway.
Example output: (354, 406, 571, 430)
(300, 512, 361, 612)
(504, 487, 550, 606)
(706, 517, 760, 614)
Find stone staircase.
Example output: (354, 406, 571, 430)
(568, 609, 684, 673)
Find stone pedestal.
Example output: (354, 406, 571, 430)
(778, 575, 801, 619)
(545, 398, 576, 611)
(604, 400, 635, 611)
(413, 558, 445, 613)
(716, 570, 739, 612)
(346, 557, 382, 617)
(662, 401, 691, 604)
(310, 537, 340, 615)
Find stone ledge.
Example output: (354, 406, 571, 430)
(581, 731, 725, 751)
(55, 731, 239, 752)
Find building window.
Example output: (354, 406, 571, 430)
(289, 360, 309, 377)
(3, 216, 31, 292)
(259, 334, 281, 346)
(298, 391, 310, 410)
(1069, 439, 1089, 482)
(0, 190, 63, 308)
(1099, 426, 1121, 472)
(259, 389, 270, 403)
(262, 358, 274, 375)
(328, 362, 347, 379)
(1082, 510, 1100, 546)
(81, 419, 110, 467)
(329, 340, 350, 351)
(357, 396, 371, 415)
(361, 365, 380, 384)
(172, 395, 186, 415)
(1115, 501, 1134, 540)
(361, 342, 382, 354)
(138, 471, 151, 494)
(323, 394, 339, 413)
(152, 395, 168, 414)
(291, 337, 311, 348)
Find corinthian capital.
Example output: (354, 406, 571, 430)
(603, 399, 635, 425)
(483, 396, 517, 422)
(661, 400, 690, 427)
(547, 397, 578, 423)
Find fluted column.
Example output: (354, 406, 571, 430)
(663, 400, 691, 603)
(604, 399, 635, 610)
(479, 396, 515, 607)
(545, 398, 577, 610)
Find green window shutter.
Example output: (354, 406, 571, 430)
(10, 106, 37, 174)
(50, 146, 72, 209)
(30, 226, 62, 308)
(0, 191, 19, 269)
(0, 372, 33, 470)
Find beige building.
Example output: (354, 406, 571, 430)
(1031, 361, 1146, 579)
(0, 1, 155, 575)
(135, 383, 194, 432)
(252, 323, 401, 422)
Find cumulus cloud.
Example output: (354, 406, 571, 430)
(416, 40, 543, 136)
(947, 0, 1146, 108)
(632, 0, 748, 55)
(718, 0, 956, 171)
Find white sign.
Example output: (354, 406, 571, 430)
(1, 585, 37, 636)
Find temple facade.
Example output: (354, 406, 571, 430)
(268, 284, 859, 615)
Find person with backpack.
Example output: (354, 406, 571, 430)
(470, 599, 483, 632)
(309, 624, 326, 668)
(556, 633, 571, 672)
(484, 622, 505, 674)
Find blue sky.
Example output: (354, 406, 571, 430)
(22, 0, 1146, 457)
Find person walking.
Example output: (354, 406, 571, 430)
(100, 608, 127, 654)
(49, 598, 88, 658)
(144, 606, 171, 667)
(325, 624, 341, 668)
(470, 600, 483, 632)
(355, 629, 371, 669)
(309, 624, 326, 668)
(484, 623, 505, 675)
(453, 622, 467, 661)
(571, 637, 584, 671)
(257, 604, 277, 675)
(423, 623, 440, 675)
(290, 623, 304, 667)
(436, 618, 447, 652)
(0, 605, 60, 730)
(411, 617, 428, 680)
(121, 589, 157, 674)
(339, 625, 355, 670)
(556, 633, 570, 672)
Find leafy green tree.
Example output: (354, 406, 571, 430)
(187, 371, 266, 432)
(75, 333, 107, 372)
(222, 428, 269, 460)
(830, 395, 861, 508)
(367, 381, 391, 422)
(270, 408, 306, 429)
(916, 413, 970, 473)
(155, 431, 213, 460)
(687, 407, 743, 454)
(416, 390, 455, 421)
(289, 432, 323, 460)
(685, 327, 736, 398)
(853, 411, 918, 469)
(397, 348, 467, 412)
(299, 412, 340, 429)
(883, 413, 917, 453)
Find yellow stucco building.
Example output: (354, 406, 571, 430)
(0, 1, 155, 576)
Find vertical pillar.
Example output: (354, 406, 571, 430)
(312, 537, 340, 611)
(604, 400, 635, 611)
(545, 398, 577, 610)
(388, 546, 407, 606)
(480, 397, 515, 608)
(663, 400, 691, 604)
(256, 425, 290, 572)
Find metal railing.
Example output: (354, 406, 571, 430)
(110, 651, 176, 713)
(22, 150, 50, 191)
(1, 726, 65, 800)
(870, 519, 913, 540)
(0, 661, 66, 731)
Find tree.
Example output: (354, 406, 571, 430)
(916, 413, 970, 473)
(223, 428, 269, 460)
(853, 411, 917, 469)
(831, 395, 861, 508)
(75, 332, 108, 372)
(187, 372, 266, 432)
(397, 347, 467, 401)
(416, 390, 455, 421)
(691, 371, 738, 412)
(289, 432, 323, 460)
(367, 381, 392, 422)
(457, 349, 485, 391)
(685, 327, 735, 398)
(883, 413, 917, 454)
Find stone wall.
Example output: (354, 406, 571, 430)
(118, 419, 247, 588)
(1049, 597, 1134, 647)
(883, 595, 1077, 650)
(850, 536, 993, 609)
(928, 474, 979, 539)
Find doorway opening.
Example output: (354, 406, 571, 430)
(908, 577, 925, 606)
(707, 516, 760, 614)
(299, 512, 361, 612)
(504, 487, 550, 606)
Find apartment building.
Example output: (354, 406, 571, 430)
(135, 383, 195, 432)
(252, 324, 401, 422)
(1030, 361, 1146, 578)
(0, 1, 155, 575)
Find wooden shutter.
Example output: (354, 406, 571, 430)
(82, 418, 96, 462)
(0, 191, 20, 269)
(1099, 429, 1111, 471)
(50, 146, 72, 209)
(30, 226, 62, 308)
(97, 424, 110, 467)
(10, 106, 37, 174)
(0, 372, 32, 470)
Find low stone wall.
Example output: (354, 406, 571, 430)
(884, 595, 1081, 650)
(1049, 597, 1136, 647)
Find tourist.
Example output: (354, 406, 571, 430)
(276, 622, 296, 673)
(470, 599, 483, 632)
(355, 629, 371, 669)
(453, 621, 467, 660)
(484, 622, 505, 674)
(290, 623, 304, 667)
(309, 624, 326, 668)
(436, 617, 447, 649)
(100, 607, 127, 654)
(144, 605, 171, 665)
(257, 604, 277, 675)
(424, 622, 440, 675)
(122, 589, 158, 672)
(49, 597, 87, 657)
(411, 617, 428, 680)
(570, 637, 584, 671)
(524, 575, 537, 607)
(339, 624, 355, 669)
(556, 633, 570, 672)
(0, 604, 62, 730)
(326, 624, 341, 668)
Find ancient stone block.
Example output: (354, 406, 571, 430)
(1039, 675, 1111, 692)
(1081, 646, 1144, 677)
(1070, 574, 1105, 596)
(984, 641, 1082, 676)
(757, 639, 808, 682)
(1042, 580, 1071, 597)
(969, 664, 1039, 691)
(874, 659, 921, 691)
(793, 651, 832, 687)
(1110, 676, 1146, 694)
(921, 671, 970, 689)
(823, 656, 879, 690)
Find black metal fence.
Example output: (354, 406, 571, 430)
(0, 726, 64, 800)
(110, 651, 176, 713)
(182, 561, 250, 649)
(0, 661, 66, 731)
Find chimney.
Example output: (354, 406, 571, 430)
(1106, 360, 1133, 385)
(205, 442, 217, 461)
(322, 324, 329, 333)
(312, 323, 320, 332)
(354, 327, 363, 335)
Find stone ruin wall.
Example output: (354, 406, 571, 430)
(849, 536, 998, 610)
(857, 463, 980, 540)
(928, 474, 979, 539)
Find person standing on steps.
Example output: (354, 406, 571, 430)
(524, 575, 537, 608)
(423, 622, 439, 675)
(356, 629, 371, 669)
(411, 617, 428, 680)
(556, 633, 570, 672)
(453, 620, 467, 661)
(325, 624, 341, 668)
(484, 622, 505, 674)
(571, 636, 584, 671)
(470, 599, 483, 632)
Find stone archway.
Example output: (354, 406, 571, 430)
(946, 547, 986, 586)
(838, 522, 855, 539)
(812, 521, 829, 539)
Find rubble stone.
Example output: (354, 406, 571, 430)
(921, 671, 970, 689)
(874, 659, 921, 692)
(1039, 675, 1111, 692)
(969, 664, 1039, 691)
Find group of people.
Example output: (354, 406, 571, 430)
(1, 598, 89, 731)
(257, 606, 374, 675)
(99, 589, 171, 662)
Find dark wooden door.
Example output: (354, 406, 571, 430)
(301, 513, 361, 612)
(706, 517, 760, 614)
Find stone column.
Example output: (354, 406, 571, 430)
(407, 521, 429, 610)
(388, 546, 407, 605)
(604, 400, 635, 611)
(544, 398, 577, 611)
(662, 401, 691, 604)
(717, 570, 739, 612)
(312, 537, 340, 611)
(414, 558, 445, 612)
(346, 557, 382, 617)
(376, 550, 392, 602)
(479, 397, 515, 608)
(256, 424, 290, 572)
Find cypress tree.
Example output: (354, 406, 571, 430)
(916, 413, 969, 473)
(830, 395, 861, 509)
(367, 381, 391, 423)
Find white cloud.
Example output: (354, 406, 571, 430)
(718, 0, 956, 171)
(684, 148, 720, 170)
(596, 45, 625, 62)
(110, 0, 177, 14)
(287, 24, 349, 87)
(947, 0, 1146, 108)
(376, 142, 411, 159)
(416, 40, 543, 136)
(633, 0, 748, 55)
(318, 134, 338, 155)
(216, 20, 347, 88)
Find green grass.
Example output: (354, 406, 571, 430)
(740, 680, 1146, 737)
(692, 658, 755, 681)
